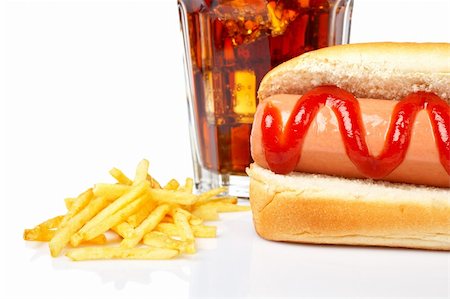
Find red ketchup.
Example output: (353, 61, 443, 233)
(261, 85, 450, 178)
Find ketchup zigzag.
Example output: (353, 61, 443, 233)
(261, 85, 450, 178)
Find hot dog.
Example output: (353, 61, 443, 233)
(251, 94, 450, 187)
(246, 42, 450, 250)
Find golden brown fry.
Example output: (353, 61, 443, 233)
(161, 215, 173, 223)
(127, 200, 157, 227)
(155, 223, 216, 238)
(82, 193, 149, 241)
(173, 208, 195, 253)
(84, 234, 107, 245)
(163, 179, 180, 190)
(169, 207, 203, 226)
(93, 184, 130, 199)
(200, 202, 251, 212)
(120, 204, 170, 248)
(173, 209, 194, 241)
(38, 215, 64, 230)
(147, 174, 161, 189)
(149, 189, 197, 205)
(23, 215, 64, 242)
(178, 178, 194, 193)
(71, 181, 149, 246)
(197, 187, 227, 202)
(154, 223, 180, 237)
(109, 167, 133, 185)
(60, 189, 94, 228)
(143, 231, 184, 250)
(133, 159, 149, 185)
(188, 214, 203, 225)
(23, 229, 56, 242)
(191, 206, 219, 221)
(24, 230, 108, 244)
(194, 196, 238, 206)
(191, 225, 217, 238)
(111, 222, 135, 239)
(64, 198, 75, 210)
(49, 196, 110, 257)
(66, 246, 179, 261)
(23, 158, 253, 261)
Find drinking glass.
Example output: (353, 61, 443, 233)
(178, 0, 353, 197)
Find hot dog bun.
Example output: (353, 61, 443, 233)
(258, 42, 450, 102)
(247, 164, 450, 251)
(248, 42, 450, 250)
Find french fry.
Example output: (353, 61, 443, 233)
(191, 206, 219, 221)
(173, 209, 194, 241)
(127, 200, 157, 227)
(179, 178, 194, 193)
(133, 159, 149, 185)
(189, 215, 203, 226)
(121, 204, 170, 248)
(191, 225, 217, 238)
(149, 189, 197, 205)
(163, 179, 180, 190)
(143, 231, 184, 250)
(194, 196, 238, 206)
(49, 196, 110, 257)
(24, 230, 107, 244)
(200, 202, 251, 213)
(64, 198, 75, 210)
(147, 174, 161, 189)
(81, 193, 150, 241)
(83, 234, 107, 245)
(155, 223, 216, 238)
(170, 207, 203, 226)
(154, 223, 180, 237)
(197, 187, 227, 202)
(30, 215, 63, 230)
(66, 247, 179, 261)
(109, 167, 133, 185)
(24, 158, 251, 261)
(111, 222, 135, 239)
(59, 189, 94, 228)
(23, 215, 64, 241)
(93, 184, 130, 199)
(24, 229, 56, 242)
(161, 215, 173, 223)
(71, 181, 149, 246)
(173, 208, 195, 253)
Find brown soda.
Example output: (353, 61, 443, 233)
(180, 0, 340, 175)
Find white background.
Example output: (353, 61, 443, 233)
(1, 0, 449, 298)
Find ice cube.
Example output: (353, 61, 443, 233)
(211, 0, 269, 23)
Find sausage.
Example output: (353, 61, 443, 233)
(251, 94, 450, 188)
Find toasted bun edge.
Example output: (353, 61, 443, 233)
(247, 163, 450, 251)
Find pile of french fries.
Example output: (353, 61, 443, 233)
(23, 159, 250, 261)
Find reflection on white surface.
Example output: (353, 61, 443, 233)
(21, 213, 449, 298)
(247, 239, 449, 297)
(192, 213, 449, 298)
(51, 257, 190, 290)
(189, 217, 254, 298)
(16, 210, 449, 299)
